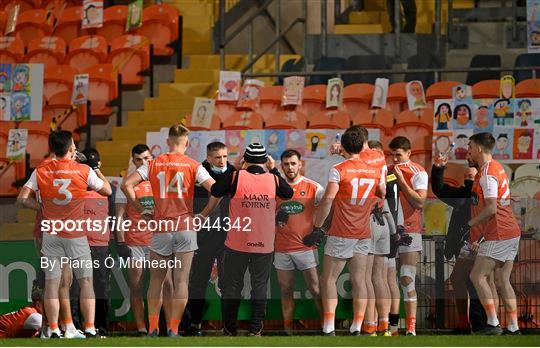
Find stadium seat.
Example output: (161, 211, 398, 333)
(514, 163, 540, 180)
(264, 110, 307, 129)
(43, 64, 75, 103)
(387, 82, 407, 115)
(309, 56, 346, 85)
(184, 113, 221, 131)
(442, 162, 468, 187)
(295, 84, 326, 116)
(87, 64, 118, 116)
(404, 54, 441, 88)
(26, 36, 66, 66)
(0, 131, 8, 156)
(410, 150, 431, 171)
(27, 129, 50, 167)
(514, 53, 540, 83)
(466, 55, 501, 85)
(394, 108, 434, 150)
(2, 0, 37, 13)
(66, 35, 107, 73)
(96, 5, 128, 42)
(0, 36, 25, 63)
(277, 57, 305, 85)
(0, 158, 25, 197)
(516, 79, 540, 98)
(222, 111, 264, 130)
(343, 83, 374, 117)
(135, 4, 179, 56)
(53, 6, 82, 44)
(258, 85, 283, 121)
(426, 81, 461, 102)
(308, 110, 351, 129)
(214, 100, 236, 124)
(108, 35, 150, 86)
(350, 109, 394, 134)
(343, 55, 392, 85)
(0, 11, 6, 33)
(43, 91, 86, 139)
(15, 9, 52, 46)
(471, 80, 499, 98)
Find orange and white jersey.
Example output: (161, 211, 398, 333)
(389, 160, 428, 233)
(116, 180, 154, 246)
(0, 305, 40, 338)
(84, 190, 110, 247)
(471, 159, 520, 242)
(137, 152, 211, 232)
(360, 147, 388, 182)
(25, 158, 105, 238)
(328, 158, 381, 239)
(275, 176, 324, 253)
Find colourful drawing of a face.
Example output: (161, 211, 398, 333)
(435, 136, 450, 153)
(456, 87, 466, 99)
(409, 82, 423, 99)
(517, 133, 532, 153)
(501, 80, 513, 99)
(456, 135, 468, 148)
(519, 100, 531, 113)
(196, 105, 206, 119)
(229, 136, 239, 146)
(455, 105, 470, 125)
(225, 80, 237, 93)
(268, 132, 278, 145)
(331, 84, 340, 100)
(496, 134, 508, 151)
(439, 104, 449, 115)
(13, 67, 28, 86)
(130, 4, 141, 25)
(496, 99, 508, 110)
(531, 31, 540, 45)
(14, 99, 22, 113)
(85, 5, 99, 23)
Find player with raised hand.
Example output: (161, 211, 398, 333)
(17, 130, 112, 339)
(304, 126, 384, 336)
(274, 149, 324, 336)
(467, 132, 521, 335)
(121, 124, 217, 337)
(388, 136, 429, 336)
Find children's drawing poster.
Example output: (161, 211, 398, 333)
(191, 97, 215, 129)
(71, 74, 89, 106)
(434, 99, 453, 131)
(0, 64, 12, 93)
(237, 79, 264, 110)
(285, 129, 306, 157)
(3, 64, 43, 121)
(5, 4, 20, 35)
(126, 0, 143, 32)
(493, 128, 513, 160)
(452, 130, 473, 160)
(499, 75, 515, 99)
(406, 80, 427, 110)
(245, 130, 265, 146)
(371, 78, 389, 109)
(146, 128, 168, 159)
(265, 129, 285, 160)
(493, 98, 515, 126)
(305, 130, 328, 159)
(527, 0, 540, 52)
(82, 0, 104, 29)
(515, 98, 535, 127)
(452, 102, 473, 130)
(282, 76, 305, 107)
(218, 71, 241, 101)
(513, 128, 535, 160)
(432, 132, 455, 160)
(326, 78, 343, 108)
(225, 130, 245, 160)
(0, 94, 10, 121)
(6, 128, 27, 160)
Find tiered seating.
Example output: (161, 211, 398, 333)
(135, 4, 179, 57)
(15, 9, 53, 45)
(26, 36, 66, 66)
(108, 35, 150, 86)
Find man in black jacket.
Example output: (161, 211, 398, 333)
(431, 155, 487, 333)
(186, 141, 235, 336)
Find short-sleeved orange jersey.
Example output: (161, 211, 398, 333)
(36, 159, 93, 238)
(471, 159, 521, 242)
(125, 180, 153, 246)
(0, 306, 39, 338)
(275, 176, 322, 253)
(328, 158, 381, 239)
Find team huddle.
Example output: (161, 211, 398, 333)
(1, 124, 521, 338)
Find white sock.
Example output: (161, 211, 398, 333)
(507, 318, 519, 332)
(322, 313, 335, 334)
(349, 320, 362, 333)
(51, 328, 61, 336)
(84, 327, 97, 335)
(65, 323, 77, 333)
(487, 316, 500, 327)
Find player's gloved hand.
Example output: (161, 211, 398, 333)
(84, 156, 100, 171)
(371, 204, 385, 226)
(116, 242, 132, 259)
(275, 208, 289, 227)
(396, 225, 413, 246)
(303, 227, 326, 247)
(140, 208, 154, 221)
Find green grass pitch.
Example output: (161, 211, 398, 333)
(1, 335, 539, 346)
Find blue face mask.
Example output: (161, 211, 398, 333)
(211, 165, 227, 174)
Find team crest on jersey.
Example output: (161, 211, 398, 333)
(300, 190, 306, 196)
(280, 201, 305, 215)
(471, 192, 479, 206)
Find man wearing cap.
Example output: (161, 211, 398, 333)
(208, 143, 293, 336)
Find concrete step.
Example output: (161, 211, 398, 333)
(335, 24, 385, 34)
(183, 39, 212, 55)
(187, 54, 247, 70)
(158, 82, 213, 99)
(112, 126, 161, 141)
(174, 69, 220, 83)
(0, 222, 34, 241)
(144, 97, 195, 110)
(173, 1, 213, 16)
(17, 208, 36, 223)
(349, 11, 382, 25)
(126, 110, 188, 126)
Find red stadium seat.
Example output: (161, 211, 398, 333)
(87, 64, 118, 116)
(0, 36, 25, 63)
(472, 80, 499, 98)
(308, 110, 351, 129)
(66, 35, 107, 74)
(53, 6, 82, 44)
(43, 91, 86, 137)
(222, 111, 264, 130)
(15, 9, 53, 46)
(95, 5, 128, 42)
(108, 34, 150, 86)
(183, 113, 221, 131)
(135, 4, 179, 56)
(516, 79, 540, 98)
(351, 109, 394, 134)
(0, 131, 8, 156)
(0, 11, 6, 33)
(43, 64, 75, 103)
(410, 150, 431, 170)
(258, 85, 283, 120)
(394, 108, 434, 151)
(295, 84, 326, 116)
(343, 83, 374, 118)
(426, 81, 461, 102)
(2, 0, 38, 13)
(27, 129, 50, 167)
(387, 82, 407, 115)
(0, 158, 25, 197)
(26, 36, 66, 66)
(265, 110, 308, 129)
(214, 100, 236, 124)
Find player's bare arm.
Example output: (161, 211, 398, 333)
(121, 171, 145, 213)
(313, 182, 339, 228)
(17, 186, 39, 211)
(94, 168, 113, 196)
(468, 197, 497, 227)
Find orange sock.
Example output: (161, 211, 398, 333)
(362, 322, 376, 334)
(483, 303, 499, 326)
(377, 319, 389, 332)
(168, 318, 180, 335)
(349, 315, 364, 333)
(148, 314, 160, 334)
(50, 323, 59, 331)
(406, 316, 416, 333)
(84, 322, 94, 330)
(283, 319, 293, 329)
(322, 312, 335, 334)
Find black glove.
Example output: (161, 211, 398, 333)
(85, 156, 100, 170)
(116, 242, 132, 259)
(303, 227, 326, 247)
(275, 208, 289, 227)
(396, 225, 413, 246)
(371, 204, 385, 226)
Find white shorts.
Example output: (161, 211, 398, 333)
(458, 242, 476, 261)
(370, 216, 390, 255)
(324, 236, 371, 259)
(150, 231, 197, 256)
(274, 249, 319, 271)
(398, 232, 422, 253)
(478, 237, 520, 262)
(41, 233, 92, 280)
(128, 245, 150, 261)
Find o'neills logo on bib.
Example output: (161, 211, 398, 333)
(242, 194, 271, 209)
(247, 241, 265, 247)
